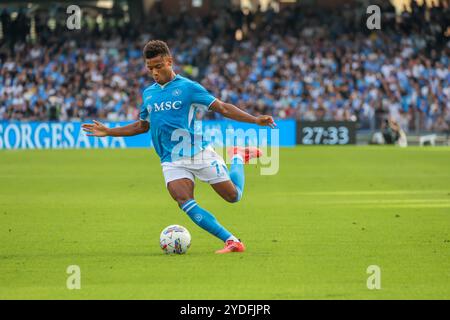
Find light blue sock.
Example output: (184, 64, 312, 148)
(181, 199, 232, 242)
(229, 156, 245, 202)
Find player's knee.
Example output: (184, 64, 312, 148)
(224, 188, 240, 203)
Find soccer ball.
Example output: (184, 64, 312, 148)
(160, 225, 191, 254)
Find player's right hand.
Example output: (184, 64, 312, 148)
(82, 120, 109, 137)
(256, 115, 277, 129)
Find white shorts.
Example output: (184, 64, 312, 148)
(161, 146, 231, 186)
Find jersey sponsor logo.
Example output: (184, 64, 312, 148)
(153, 101, 182, 112)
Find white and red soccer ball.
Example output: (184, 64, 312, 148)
(160, 225, 191, 254)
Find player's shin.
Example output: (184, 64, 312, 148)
(180, 199, 234, 242)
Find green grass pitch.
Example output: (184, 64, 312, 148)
(0, 146, 449, 299)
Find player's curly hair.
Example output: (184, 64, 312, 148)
(143, 40, 171, 59)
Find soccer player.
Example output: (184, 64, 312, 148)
(82, 40, 276, 254)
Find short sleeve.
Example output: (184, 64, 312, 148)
(139, 103, 150, 122)
(139, 91, 151, 122)
(190, 81, 216, 111)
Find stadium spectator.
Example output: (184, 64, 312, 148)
(0, 1, 448, 134)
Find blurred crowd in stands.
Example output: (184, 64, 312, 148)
(0, 0, 449, 133)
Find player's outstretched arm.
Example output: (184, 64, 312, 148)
(82, 120, 149, 137)
(210, 100, 276, 128)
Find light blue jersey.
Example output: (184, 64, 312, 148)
(139, 74, 216, 163)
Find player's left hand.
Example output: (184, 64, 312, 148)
(255, 115, 277, 129)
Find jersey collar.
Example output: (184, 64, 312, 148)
(157, 74, 180, 89)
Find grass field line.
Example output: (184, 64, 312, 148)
(312, 199, 450, 204)
(276, 190, 449, 196)
(365, 203, 450, 208)
(302, 199, 450, 208)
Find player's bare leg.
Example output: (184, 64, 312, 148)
(211, 146, 263, 203)
(167, 178, 195, 207)
(211, 181, 239, 203)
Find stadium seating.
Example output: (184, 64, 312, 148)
(0, 1, 448, 135)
